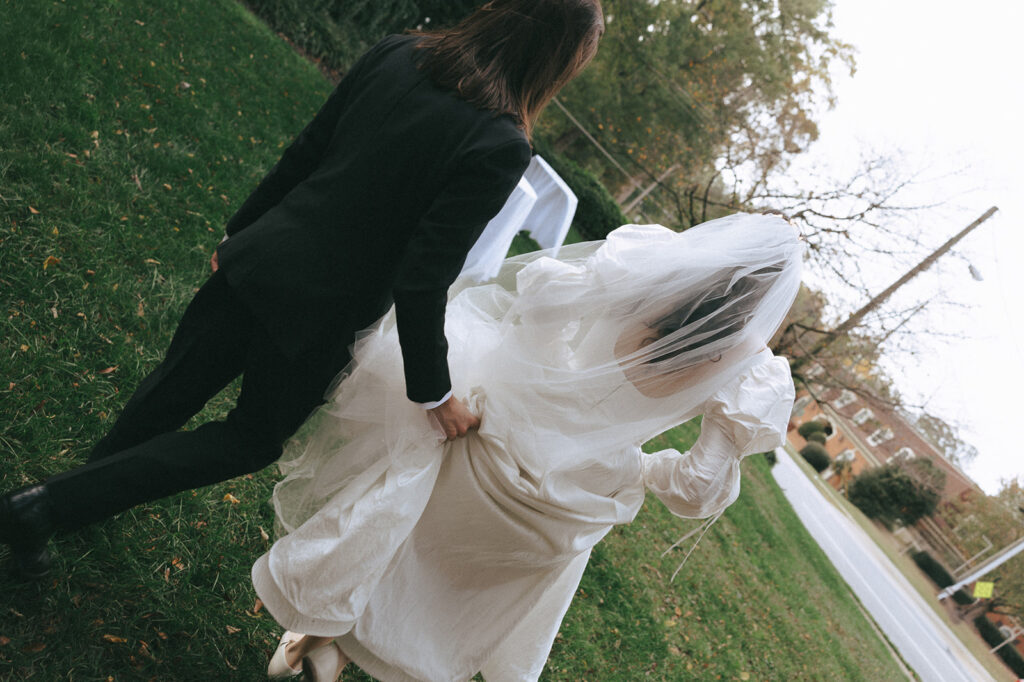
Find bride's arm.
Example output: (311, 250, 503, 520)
(641, 353, 794, 519)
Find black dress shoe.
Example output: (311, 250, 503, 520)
(0, 485, 56, 580)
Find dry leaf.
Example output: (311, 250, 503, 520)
(253, 599, 264, 614)
(143, 258, 161, 265)
(259, 526, 269, 542)
(19, 344, 29, 352)
(102, 634, 127, 644)
(223, 493, 240, 505)
(22, 641, 46, 653)
(98, 366, 118, 375)
(225, 625, 241, 634)
(162, 183, 172, 191)
(171, 557, 185, 570)
(0, 636, 10, 646)
(163, 567, 170, 582)
(28, 206, 40, 214)
(42, 255, 60, 269)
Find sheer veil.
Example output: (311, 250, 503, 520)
(270, 213, 803, 538)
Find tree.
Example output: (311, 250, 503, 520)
(938, 477, 1024, 616)
(914, 413, 979, 467)
(848, 463, 940, 528)
(542, 0, 854, 226)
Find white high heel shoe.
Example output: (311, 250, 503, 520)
(267, 630, 303, 679)
(302, 642, 344, 682)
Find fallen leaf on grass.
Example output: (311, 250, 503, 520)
(0, 636, 10, 646)
(143, 258, 161, 265)
(42, 255, 61, 269)
(171, 557, 186, 571)
(102, 634, 127, 644)
(223, 493, 240, 505)
(98, 366, 118, 375)
(259, 526, 269, 542)
(253, 599, 263, 614)
(29, 206, 40, 214)
(22, 641, 46, 653)
(225, 625, 241, 635)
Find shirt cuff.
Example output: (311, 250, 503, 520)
(416, 390, 453, 410)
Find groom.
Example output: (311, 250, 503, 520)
(0, 33, 531, 580)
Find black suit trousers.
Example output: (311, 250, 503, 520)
(46, 271, 351, 530)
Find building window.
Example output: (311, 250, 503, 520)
(834, 389, 856, 409)
(852, 407, 874, 425)
(894, 447, 915, 460)
(866, 428, 894, 447)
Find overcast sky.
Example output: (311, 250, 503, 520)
(803, 0, 1023, 494)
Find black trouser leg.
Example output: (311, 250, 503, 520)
(45, 272, 351, 531)
(87, 270, 251, 462)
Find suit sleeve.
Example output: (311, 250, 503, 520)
(393, 137, 532, 403)
(223, 42, 382, 236)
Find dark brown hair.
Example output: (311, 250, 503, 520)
(414, 0, 604, 138)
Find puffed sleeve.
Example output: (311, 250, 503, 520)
(641, 351, 795, 519)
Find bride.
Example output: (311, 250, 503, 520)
(253, 213, 803, 681)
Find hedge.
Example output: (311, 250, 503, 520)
(805, 431, 827, 445)
(911, 551, 974, 605)
(244, 0, 482, 74)
(797, 420, 832, 438)
(799, 443, 830, 473)
(974, 615, 1024, 677)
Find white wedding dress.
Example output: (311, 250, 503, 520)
(251, 214, 803, 681)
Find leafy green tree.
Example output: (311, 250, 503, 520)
(543, 0, 854, 226)
(848, 463, 939, 528)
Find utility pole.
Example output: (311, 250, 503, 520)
(791, 206, 999, 375)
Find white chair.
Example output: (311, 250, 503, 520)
(460, 176, 537, 282)
(518, 155, 578, 256)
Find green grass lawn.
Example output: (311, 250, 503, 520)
(1, 1, 907, 679)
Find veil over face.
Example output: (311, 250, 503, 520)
(442, 213, 804, 472)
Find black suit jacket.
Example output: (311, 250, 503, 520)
(217, 35, 531, 402)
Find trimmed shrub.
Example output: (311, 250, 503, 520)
(797, 420, 832, 439)
(974, 615, 1024, 677)
(805, 431, 827, 445)
(910, 551, 974, 604)
(799, 443, 831, 473)
(532, 137, 627, 241)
